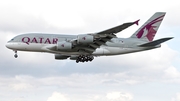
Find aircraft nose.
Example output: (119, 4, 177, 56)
(5, 42, 12, 49)
(6, 42, 9, 48)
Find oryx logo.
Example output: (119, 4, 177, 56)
(61, 44, 65, 47)
(82, 37, 86, 40)
(136, 14, 165, 41)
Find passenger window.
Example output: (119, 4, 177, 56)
(113, 39, 118, 43)
(119, 40, 124, 44)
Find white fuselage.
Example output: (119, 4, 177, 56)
(6, 34, 159, 56)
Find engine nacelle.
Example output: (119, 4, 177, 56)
(55, 54, 69, 60)
(77, 35, 94, 44)
(57, 41, 72, 50)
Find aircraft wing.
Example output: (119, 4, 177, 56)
(96, 19, 139, 35)
(76, 20, 140, 53)
(46, 20, 139, 54)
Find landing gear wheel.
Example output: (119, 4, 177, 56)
(76, 55, 94, 63)
(14, 54, 18, 58)
(76, 59, 79, 63)
(14, 50, 18, 58)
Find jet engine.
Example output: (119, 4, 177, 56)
(55, 54, 69, 60)
(57, 41, 72, 50)
(77, 35, 94, 44)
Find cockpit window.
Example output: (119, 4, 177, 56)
(8, 38, 14, 42)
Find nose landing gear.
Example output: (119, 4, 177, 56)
(14, 50, 18, 58)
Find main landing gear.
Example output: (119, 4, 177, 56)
(14, 50, 18, 58)
(76, 55, 94, 63)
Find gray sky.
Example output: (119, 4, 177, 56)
(0, 0, 180, 101)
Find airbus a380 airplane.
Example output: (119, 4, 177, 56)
(6, 12, 173, 63)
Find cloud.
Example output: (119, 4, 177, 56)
(164, 66, 180, 78)
(172, 93, 180, 101)
(12, 97, 25, 101)
(106, 92, 133, 101)
(10, 83, 34, 91)
(46, 91, 133, 101)
(47, 92, 71, 101)
(163, 66, 180, 84)
(1, 0, 179, 34)
(92, 44, 178, 76)
(0, 72, 180, 101)
(0, 75, 35, 91)
(0, 8, 48, 33)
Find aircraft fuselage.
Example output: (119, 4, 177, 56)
(6, 33, 159, 56)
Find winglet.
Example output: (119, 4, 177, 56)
(134, 19, 140, 25)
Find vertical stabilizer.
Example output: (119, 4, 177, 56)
(130, 12, 166, 42)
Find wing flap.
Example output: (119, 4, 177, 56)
(89, 44, 100, 48)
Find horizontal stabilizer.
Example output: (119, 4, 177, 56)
(139, 37, 173, 47)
